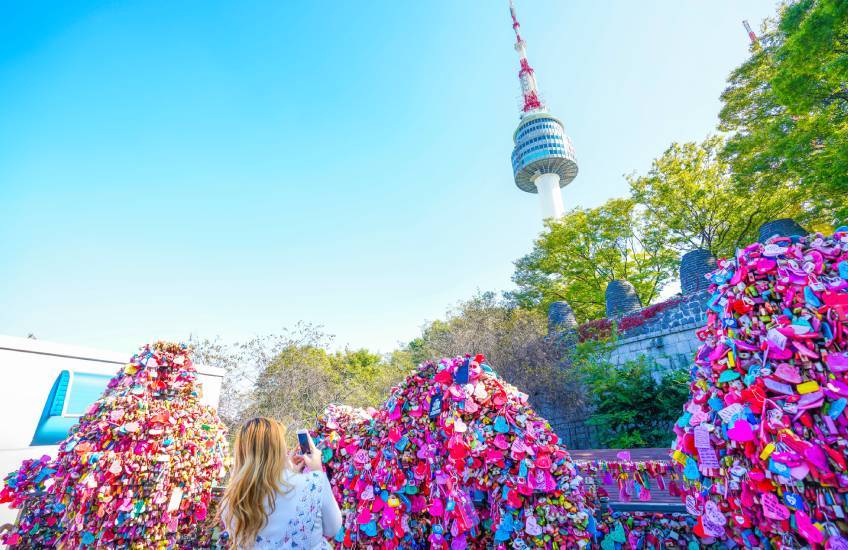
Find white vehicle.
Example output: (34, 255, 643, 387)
(0, 335, 224, 528)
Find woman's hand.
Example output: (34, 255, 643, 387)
(302, 436, 323, 472)
(290, 453, 307, 473)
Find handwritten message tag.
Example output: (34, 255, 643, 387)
(718, 403, 743, 423)
(693, 426, 711, 449)
(685, 495, 701, 516)
(767, 328, 787, 350)
(698, 447, 721, 469)
(762, 492, 790, 520)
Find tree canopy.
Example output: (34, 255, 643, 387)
(509, 198, 678, 322)
(720, 0, 848, 223)
(628, 135, 810, 259)
(407, 292, 585, 428)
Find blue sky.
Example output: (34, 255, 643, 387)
(0, 1, 778, 354)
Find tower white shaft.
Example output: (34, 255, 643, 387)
(533, 173, 565, 220)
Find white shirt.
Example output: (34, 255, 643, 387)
(226, 470, 343, 549)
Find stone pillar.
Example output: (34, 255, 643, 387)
(679, 249, 717, 294)
(605, 280, 642, 318)
(548, 301, 577, 331)
(758, 218, 807, 243)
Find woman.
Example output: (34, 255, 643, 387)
(219, 417, 343, 549)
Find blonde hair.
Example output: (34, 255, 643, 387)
(220, 417, 293, 548)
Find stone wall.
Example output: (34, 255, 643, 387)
(608, 290, 709, 370)
(546, 218, 806, 449)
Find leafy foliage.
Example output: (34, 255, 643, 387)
(509, 198, 678, 322)
(407, 291, 586, 425)
(569, 339, 690, 448)
(628, 136, 810, 258)
(720, 0, 848, 223)
(191, 325, 411, 436)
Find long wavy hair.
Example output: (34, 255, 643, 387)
(219, 417, 293, 548)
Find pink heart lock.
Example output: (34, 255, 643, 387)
(356, 505, 372, 524)
(803, 445, 829, 470)
(789, 462, 810, 480)
(448, 385, 465, 400)
(354, 449, 369, 465)
(493, 434, 509, 450)
(727, 419, 755, 442)
(428, 498, 444, 517)
(827, 379, 848, 398)
(797, 390, 824, 410)
(761, 492, 790, 520)
(485, 448, 504, 463)
(794, 510, 824, 544)
(766, 341, 794, 360)
(826, 352, 848, 373)
(774, 364, 802, 383)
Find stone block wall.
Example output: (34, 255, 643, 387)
(608, 290, 709, 370)
(546, 219, 805, 449)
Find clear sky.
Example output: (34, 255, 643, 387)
(1, 1, 778, 355)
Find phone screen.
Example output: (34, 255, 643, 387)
(297, 431, 310, 455)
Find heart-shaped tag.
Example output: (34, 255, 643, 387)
(122, 421, 140, 433)
(683, 458, 700, 481)
(493, 416, 509, 433)
(524, 514, 542, 536)
(361, 520, 378, 537)
(727, 419, 755, 442)
(774, 363, 801, 383)
(761, 492, 790, 520)
(357, 506, 372, 524)
(704, 500, 726, 526)
(453, 418, 468, 433)
(826, 352, 848, 372)
(428, 498, 444, 517)
(611, 522, 626, 543)
(789, 462, 810, 480)
(783, 492, 803, 510)
(794, 510, 824, 544)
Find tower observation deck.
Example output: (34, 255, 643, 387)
(508, 0, 578, 220)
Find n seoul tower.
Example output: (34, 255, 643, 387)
(509, 0, 578, 221)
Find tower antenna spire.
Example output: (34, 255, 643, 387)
(743, 20, 761, 50)
(509, 0, 543, 114)
(507, 0, 578, 222)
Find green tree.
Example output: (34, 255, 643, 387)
(407, 292, 586, 427)
(570, 339, 690, 448)
(510, 198, 678, 322)
(192, 324, 412, 435)
(628, 136, 808, 258)
(720, 0, 848, 223)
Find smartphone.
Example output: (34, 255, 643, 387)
(296, 430, 311, 455)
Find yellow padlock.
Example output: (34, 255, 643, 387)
(759, 442, 775, 460)
(797, 381, 820, 394)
